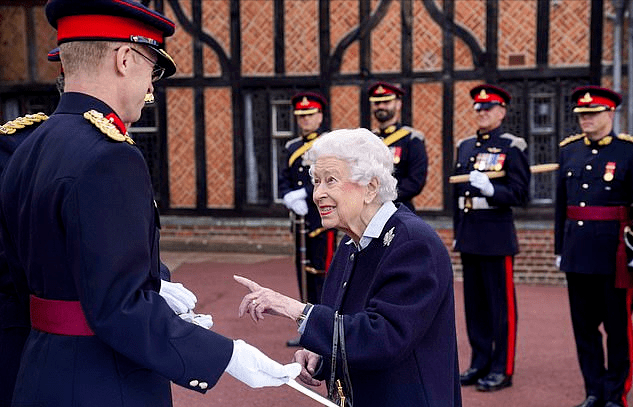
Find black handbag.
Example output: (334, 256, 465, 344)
(327, 311, 353, 407)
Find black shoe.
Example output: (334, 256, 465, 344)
(475, 373, 512, 392)
(286, 337, 301, 347)
(603, 402, 622, 407)
(459, 367, 487, 386)
(573, 396, 603, 407)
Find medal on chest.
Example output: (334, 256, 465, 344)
(390, 146, 402, 164)
(474, 152, 506, 171)
(604, 162, 616, 182)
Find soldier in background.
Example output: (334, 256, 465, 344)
(279, 91, 337, 346)
(368, 81, 428, 211)
(555, 86, 633, 407)
(453, 84, 530, 392)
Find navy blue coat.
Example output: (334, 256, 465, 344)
(374, 124, 428, 211)
(0, 115, 46, 404)
(453, 127, 530, 256)
(555, 132, 633, 274)
(300, 206, 462, 407)
(0, 92, 233, 407)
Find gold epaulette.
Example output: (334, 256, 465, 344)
(83, 110, 134, 145)
(0, 112, 48, 135)
(617, 133, 633, 143)
(559, 133, 584, 147)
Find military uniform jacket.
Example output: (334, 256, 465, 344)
(0, 92, 233, 407)
(555, 132, 633, 275)
(453, 127, 530, 256)
(279, 131, 325, 233)
(301, 206, 461, 407)
(375, 124, 428, 210)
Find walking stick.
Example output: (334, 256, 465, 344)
(448, 163, 560, 184)
(297, 215, 309, 303)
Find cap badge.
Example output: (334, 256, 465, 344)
(375, 85, 386, 95)
(300, 97, 310, 107)
(479, 90, 489, 100)
(579, 93, 593, 103)
(383, 227, 395, 247)
(83, 110, 135, 145)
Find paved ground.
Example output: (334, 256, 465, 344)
(161, 251, 626, 407)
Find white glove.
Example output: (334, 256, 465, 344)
(179, 311, 214, 329)
(283, 188, 308, 215)
(555, 255, 561, 269)
(225, 339, 301, 388)
(159, 280, 197, 314)
(469, 170, 495, 197)
(289, 199, 308, 216)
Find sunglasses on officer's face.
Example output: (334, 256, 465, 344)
(114, 47, 165, 82)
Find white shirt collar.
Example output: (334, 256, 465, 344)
(345, 201, 397, 251)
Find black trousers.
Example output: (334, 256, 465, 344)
(0, 325, 30, 405)
(461, 253, 517, 376)
(294, 229, 336, 304)
(566, 272, 633, 404)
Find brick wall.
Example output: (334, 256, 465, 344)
(161, 216, 564, 285)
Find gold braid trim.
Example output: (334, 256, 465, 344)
(0, 112, 48, 135)
(617, 133, 633, 143)
(559, 133, 584, 147)
(83, 110, 135, 145)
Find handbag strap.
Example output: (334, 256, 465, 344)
(327, 311, 340, 400)
(337, 313, 353, 405)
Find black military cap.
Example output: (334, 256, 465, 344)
(470, 84, 511, 111)
(291, 91, 327, 116)
(46, 0, 177, 79)
(368, 81, 405, 102)
(571, 85, 622, 113)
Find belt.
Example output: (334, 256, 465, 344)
(30, 295, 95, 336)
(458, 196, 496, 210)
(566, 205, 632, 288)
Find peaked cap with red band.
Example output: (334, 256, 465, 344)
(47, 47, 61, 62)
(470, 84, 511, 110)
(291, 91, 327, 116)
(368, 81, 405, 102)
(46, 0, 177, 78)
(572, 85, 622, 114)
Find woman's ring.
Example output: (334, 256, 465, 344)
(251, 299, 258, 306)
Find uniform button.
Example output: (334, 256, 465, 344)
(298, 181, 303, 186)
(465, 191, 470, 196)
(189, 380, 199, 387)
(456, 163, 462, 168)
(199, 382, 208, 389)
(567, 171, 573, 177)
(342, 281, 347, 288)
(469, 157, 475, 162)
(464, 208, 469, 213)
(585, 165, 592, 171)
(582, 183, 588, 189)
(299, 167, 304, 172)
(579, 202, 586, 207)
(578, 221, 584, 226)
(476, 142, 481, 147)
(350, 253, 354, 261)
(592, 149, 598, 155)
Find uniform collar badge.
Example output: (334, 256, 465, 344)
(383, 227, 395, 247)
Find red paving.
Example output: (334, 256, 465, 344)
(165, 253, 630, 407)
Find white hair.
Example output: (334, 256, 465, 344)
(305, 128, 398, 203)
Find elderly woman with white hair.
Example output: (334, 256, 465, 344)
(235, 128, 461, 407)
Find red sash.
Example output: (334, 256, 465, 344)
(30, 295, 95, 336)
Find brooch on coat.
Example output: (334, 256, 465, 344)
(83, 110, 135, 145)
(383, 227, 395, 246)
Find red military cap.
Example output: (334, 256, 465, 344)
(368, 81, 405, 102)
(291, 91, 327, 116)
(571, 85, 622, 113)
(45, 0, 177, 79)
(470, 84, 511, 110)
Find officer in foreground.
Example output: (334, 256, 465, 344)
(279, 91, 337, 347)
(368, 81, 428, 211)
(0, 1, 299, 406)
(453, 84, 530, 392)
(555, 86, 633, 407)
